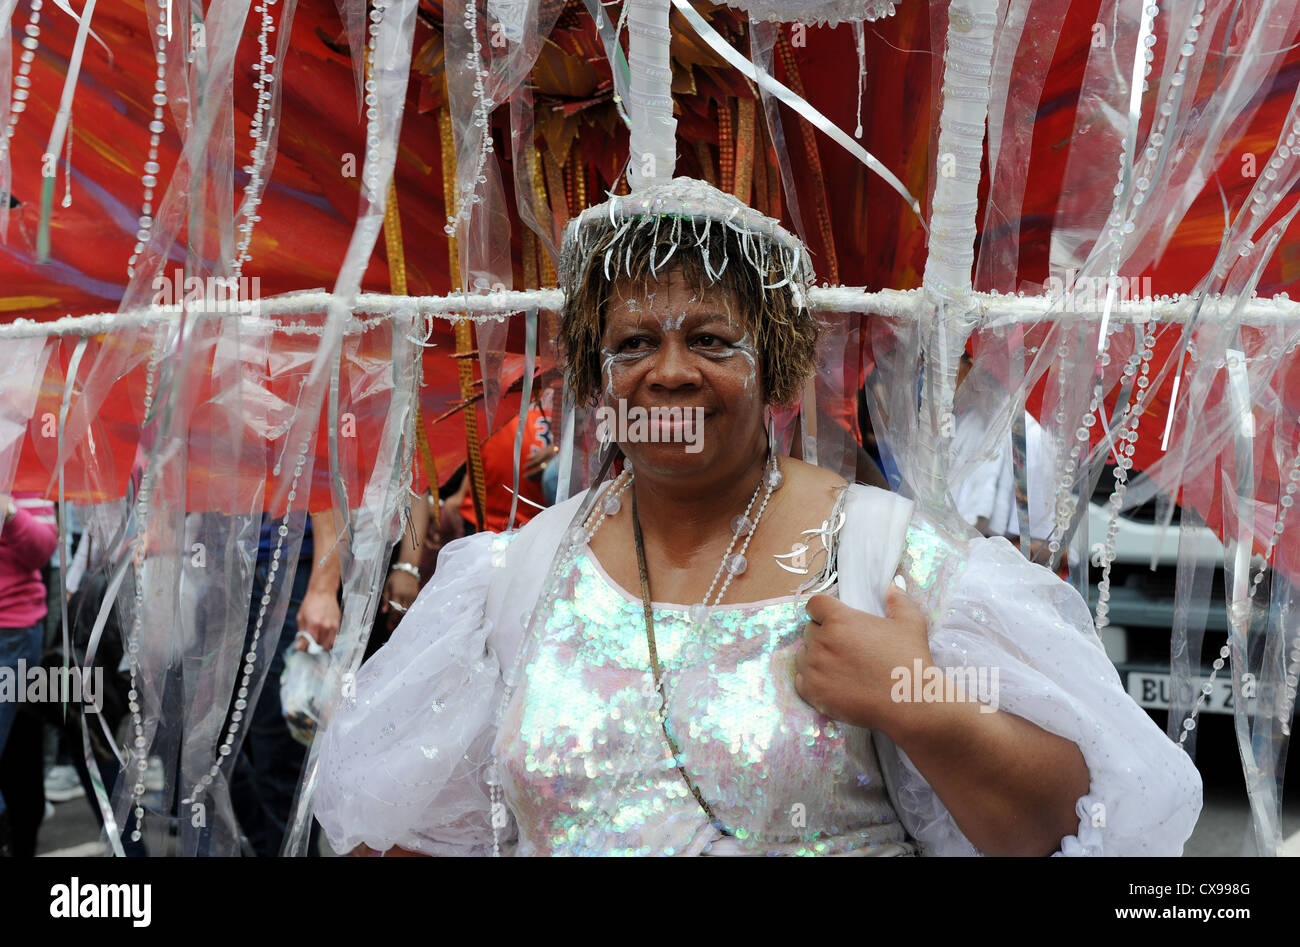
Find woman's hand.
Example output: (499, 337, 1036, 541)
(524, 444, 559, 481)
(793, 584, 932, 737)
(297, 588, 341, 651)
(380, 569, 420, 631)
(795, 582, 1092, 856)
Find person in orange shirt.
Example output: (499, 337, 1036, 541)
(459, 404, 557, 534)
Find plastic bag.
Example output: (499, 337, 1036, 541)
(280, 632, 330, 747)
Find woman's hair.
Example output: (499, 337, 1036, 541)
(558, 218, 821, 406)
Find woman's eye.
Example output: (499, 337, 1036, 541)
(692, 334, 727, 349)
(619, 336, 651, 352)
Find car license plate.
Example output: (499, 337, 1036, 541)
(1126, 672, 1244, 715)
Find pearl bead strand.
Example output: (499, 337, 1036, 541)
(180, 440, 313, 833)
(123, 326, 168, 841)
(232, 0, 281, 276)
(488, 453, 782, 855)
(127, 1, 173, 278)
(443, 0, 494, 237)
(0, 0, 44, 199)
(361, 0, 390, 204)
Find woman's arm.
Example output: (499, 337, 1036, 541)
(796, 585, 1090, 857)
(297, 510, 343, 650)
(884, 689, 1090, 856)
(0, 494, 60, 570)
(380, 494, 430, 630)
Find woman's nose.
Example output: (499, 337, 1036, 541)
(646, 336, 701, 388)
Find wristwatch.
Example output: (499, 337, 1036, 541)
(389, 561, 421, 582)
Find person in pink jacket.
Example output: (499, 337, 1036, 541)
(0, 490, 59, 854)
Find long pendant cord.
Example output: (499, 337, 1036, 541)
(630, 484, 720, 826)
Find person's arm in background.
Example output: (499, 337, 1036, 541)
(380, 494, 430, 631)
(0, 493, 59, 569)
(297, 510, 344, 651)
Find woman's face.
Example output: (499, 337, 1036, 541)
(598, 269, 766, 479)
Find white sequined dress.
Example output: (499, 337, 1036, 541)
(314, 484, 1202, 856)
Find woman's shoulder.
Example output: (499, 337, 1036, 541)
(515, 490, 587, 540)
(776, 457, 915, 523)
(493, 490, 585, 567)
(777, 456, 856, 501)
(435, 491, 584, 568)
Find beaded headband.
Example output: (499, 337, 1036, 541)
(558, 177, 815, 309)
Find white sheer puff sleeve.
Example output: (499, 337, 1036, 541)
(313, 530, 509, 856)
(875, 523, 1203, 857)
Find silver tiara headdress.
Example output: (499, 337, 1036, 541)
(558, 177, 815, 309)
(714, 0, 900, 27)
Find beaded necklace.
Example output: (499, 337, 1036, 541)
(488, 451, 781, 854)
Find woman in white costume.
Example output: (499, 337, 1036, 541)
(313, 179, 1202, 857)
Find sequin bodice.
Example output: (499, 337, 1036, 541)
(495, 548, 909, 856)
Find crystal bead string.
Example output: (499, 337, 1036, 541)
(1092, 321, 1156, 631)
(1119, 2, 1204, 222)
(1184, 330, 1300, 367)
(1046, 0, 1162, 549)
(649, 455, 781, 693)
(1261, 423, 1300, 736)
(180, 438, 312, 830)
(579, 454, 782, 851)
(1085, 3, 1236, 649)
(1046, 336, 1073, 563)
(361, 0, 390, 205)
(1045, 313, 1125, 563)
(0, 0, 43, 206)
(231, 0, 280, 276)
(123, 325, 167, 841)
(488, 453, 782, 854)
(1078, 0, 1179, 545)
(127, 0, 173, 278)
(443, 0, 493, 237)
(1220, 14, 1300, 273)
(1176, 642, 1233, 746)
(687, 454, 780, 626)
(1103, 1, 1204, 441)
(1047, 0, 1195, 567)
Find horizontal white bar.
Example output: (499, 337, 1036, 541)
(0, 286, 1296, 340)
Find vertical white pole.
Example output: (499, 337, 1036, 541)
(918, 0, 999, 504)
(626, 0, 676, 189)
